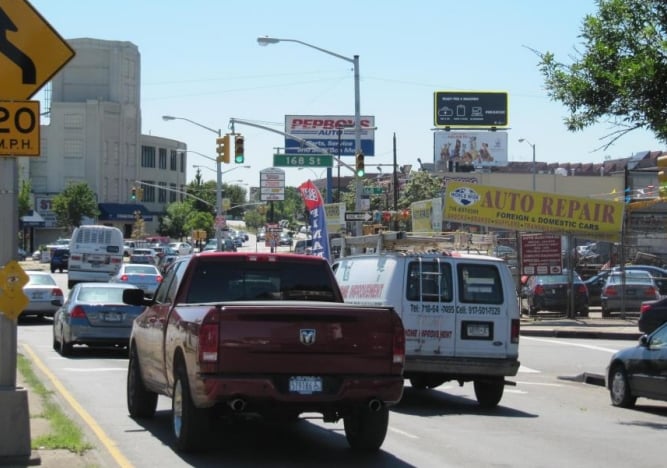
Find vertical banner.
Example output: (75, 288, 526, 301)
(298, 180, 331, 262)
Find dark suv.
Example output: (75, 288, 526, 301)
(50, 248, 70, 273)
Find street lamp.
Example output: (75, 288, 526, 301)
(518, 138, 536, 191)
(257, 36, 362, 232)
(163, 115, 224, 251)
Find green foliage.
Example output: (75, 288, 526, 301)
(51, 182, 100, 231)
(160, 201, 192, 239)
(536, 0, 667, 145)
(398, 170, 442, 208)
(18, 179, 32, 218)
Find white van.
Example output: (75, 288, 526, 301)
(67, 225, 124, 289)
(331, 232, 520, 408)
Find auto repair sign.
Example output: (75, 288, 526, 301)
(284, 115, 375, 156)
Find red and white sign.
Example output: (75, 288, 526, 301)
(260, 167, 285, 201)
(521, 234, 562, 276)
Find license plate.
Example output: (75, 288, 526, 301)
(104, 312, 122, 322)
(288, 376, 322, 394)
(467, 323, 490, 338)
(32, 292, 44, 299)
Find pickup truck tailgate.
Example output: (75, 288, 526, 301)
(215, 302, 399, 375)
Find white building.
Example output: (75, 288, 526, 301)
(20, 38, 187, 248)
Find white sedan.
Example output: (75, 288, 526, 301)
(169, 242, 193, 255)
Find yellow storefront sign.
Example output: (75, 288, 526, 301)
(443, 182, 625, 242)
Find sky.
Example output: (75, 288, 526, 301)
(30, 0, 664, 191)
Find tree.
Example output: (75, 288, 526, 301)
(397, 170, 442, 209)
(536, 0, 667, 146)
(51, 182, 100, 232)
(18, 180, 32, 218)
(160, 201, 190, 239)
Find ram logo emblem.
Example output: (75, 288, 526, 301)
(300, 329, 316, 345)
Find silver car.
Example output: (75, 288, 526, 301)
(109, 263, 163, 296)
(52, 282, 144, 355)
(600, 270, 661, 317)
(21, 271, 64, 319)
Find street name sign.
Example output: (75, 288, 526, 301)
(344, 211, 372, 222)
(273, 154, 333, 168)
(363, 187, 384, 195)
(0, 100, 39, 156)
(0, 0, 76, 99)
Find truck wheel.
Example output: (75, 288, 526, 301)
(474, 379, 504, 409)
(609, 365, 636, 408)
(172, 363, 208, 451)
(343, 406, 389, 451)
(127, 346, 158, 418)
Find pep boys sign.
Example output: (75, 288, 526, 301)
(284, 115, 375, 157)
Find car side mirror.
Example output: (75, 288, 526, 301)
(123, 288, 151, 306)
(639, 334, 650, 347)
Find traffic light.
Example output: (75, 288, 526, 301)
(216, 134, 231, 164)
(659, 155, 667, 198)
(355, 153, 365, 177)
(234, 135, 245, 163)
(130, 186, 136, 200)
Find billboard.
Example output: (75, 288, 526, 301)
(284, 115, 375, 157)
(443, 182, 626, 242)
(434, 131, 508, 169)
(434, 91, 509, 128)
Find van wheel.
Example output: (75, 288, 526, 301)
(172, 362, 208, 451)
(474, 379, 504, 409)
(127, 346, 158, 418)
(343, 406, 389, 451)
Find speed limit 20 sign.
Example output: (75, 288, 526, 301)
(0, 101, 40, 156)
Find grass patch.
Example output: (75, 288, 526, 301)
(17, 354, 93, 454)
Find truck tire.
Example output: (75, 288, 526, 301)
(127, 346, 158, 418)
(474, 379, 504, 409)
(343, 406, 389, 451)
(172, 363, 208, 451)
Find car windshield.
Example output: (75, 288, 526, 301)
(125, 265, 158, 275)
(607, 273, 654, 284)
(77, 286, 131, 303)
(28, 274, 56, 286)
(538, 274, 581, 284)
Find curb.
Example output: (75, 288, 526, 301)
(520, 328, 641, 340)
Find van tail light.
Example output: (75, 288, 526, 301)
(70, 305, 87, 318)
(534, 285, 545, 295)
(511, 319, 520, 344)
(392, 314, 405, 366)
(199, 312, 220, 365)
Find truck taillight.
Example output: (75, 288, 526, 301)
(199, 321, 219, 363)
(511, 318, 520, 344)
(392, 317, 405, 365)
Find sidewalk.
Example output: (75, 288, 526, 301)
(520, 315, 642, 340)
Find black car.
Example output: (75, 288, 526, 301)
(639, 297, 667, 334)
(607, 321, 667, 408)
(583, 272, 608, 307)
(584, 265, 667, 306)
(523, 270, 589, 317)
(50, 248, 70, 273)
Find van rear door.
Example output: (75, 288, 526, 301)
(402, 257, 456, 357)
(453, 261, 514, 357)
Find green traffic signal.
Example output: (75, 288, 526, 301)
(355, 153, 365, 177)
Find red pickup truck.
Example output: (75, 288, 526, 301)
(123, 252, 405, 452)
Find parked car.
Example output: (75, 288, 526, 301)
(294, 238, 313, 254)
(20, 271, 64, 319)
(638, 297, 667, 334)
(50, 248, 70, 273)
(583, 271, 608, 307)
(109, 263, 163, 297)
(278, 232, 292, 246)
(600, 270, 660, 317)
(256, 228, 266, 242)
(611, 265, 667, 296)
(523, 270, 589, 317)
(168, 241, 193, 255)
(17, 248, 27, 261)
(52, 282, 144, 355)
(32, 250, 42, 261)
(129, 248, 158, 265)
(607, 321, 667, 408)
(202, 238, 236, 252)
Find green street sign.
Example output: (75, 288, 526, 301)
(273, 154, 333, 168)
(363, 187, 384, 195)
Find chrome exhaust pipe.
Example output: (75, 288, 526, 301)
(229, 398, 246, 412)
(368, 399, 383, 412)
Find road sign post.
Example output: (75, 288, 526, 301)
(0, 1, 75, 462)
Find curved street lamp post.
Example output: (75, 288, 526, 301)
(257, 37, 363, 234)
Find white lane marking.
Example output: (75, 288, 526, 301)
(519, 365, 540, 373)
(522, 336, 619, 354)
(389, 426, 419, 439)
(63, 368, 127, 372)
(515, 381, 565, 387)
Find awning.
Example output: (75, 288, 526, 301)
(98, 203, 154, 222)
(20, 210, 45, 227)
